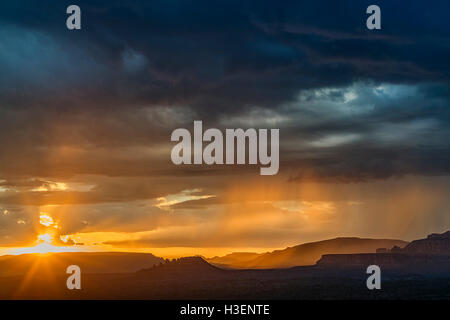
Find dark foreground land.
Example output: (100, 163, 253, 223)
(1, 231, 449, 300)
(0, 256, 448, 300)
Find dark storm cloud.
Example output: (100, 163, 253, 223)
(1, 0, 449, 110)
(279, 82, 450, 181)
(0, 0, 449, 188)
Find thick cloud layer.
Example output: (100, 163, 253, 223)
(1, 1, 449, 181)
(0, 1, 449, 250)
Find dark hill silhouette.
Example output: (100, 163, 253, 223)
(403, 230, 450, 254)
(208, 252, 262, 268)
(0, 252, 164, 277)
(317, 230, 450, 274)
(137, 256, 228, 280)
(208, 238, 408, 269)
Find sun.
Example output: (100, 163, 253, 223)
(7, 242, 82, 255)
(1, 212, 85, 256)
(5, 232, 81, 256)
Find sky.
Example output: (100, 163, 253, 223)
(0, 0, 450, 257)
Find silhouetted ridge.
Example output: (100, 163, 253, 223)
(208, 252, 262, 268)
(403, 230, 450, 254)
(208, 237, 408, 268)
(427, 231, 450, 239)
(137, 256, 226, 279)
(317, 230, 450, 274)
